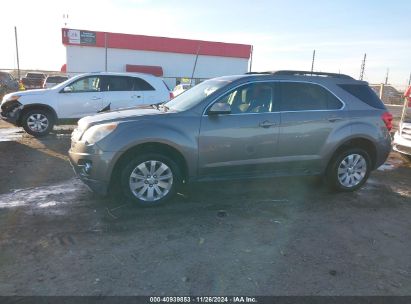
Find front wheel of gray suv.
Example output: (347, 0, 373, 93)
(120, 153, 182, 207)
(326, 148, 371, 192)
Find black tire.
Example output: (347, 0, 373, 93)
(21, 109, 54, 137)
(120, 153, 182, 207)
(401, 154, 411, 162)
(326, 148, 371, 192)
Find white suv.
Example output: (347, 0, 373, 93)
(0, 72, 171, 136)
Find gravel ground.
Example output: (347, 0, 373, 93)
(0, 111, 410, 295)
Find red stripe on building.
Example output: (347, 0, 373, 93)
(62, 28, 252, 59)
(126, 65, 163, 77)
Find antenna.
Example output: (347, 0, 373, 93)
(359, 53, 366, 80)
(63, 13, 69, 27)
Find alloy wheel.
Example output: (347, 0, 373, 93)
(337, 153, 367, 188)
(129, 160, 173, 202)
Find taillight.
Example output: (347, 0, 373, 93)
(169, 92, 174, 99)
(381, 112, 393, 131)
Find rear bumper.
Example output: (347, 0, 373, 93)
(374, 136, 392, 169)
(393, 131, 411, 156)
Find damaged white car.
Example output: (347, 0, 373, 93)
(393, 87, 411, 160)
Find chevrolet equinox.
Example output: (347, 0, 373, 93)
(69, 71, 392, 206)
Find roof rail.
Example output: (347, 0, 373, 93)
(244, 71, 272, 75)
(271, 70, 354, 79)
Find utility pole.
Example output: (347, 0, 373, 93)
(249, 45, 253, 73)
(104, 32, 108, 72)
(310, 50, 315, 73)
(385, 68, 389, 85)
(14, 26, 20, 80)
(190, 45, 201, 85)
(359, 53, 366, 80)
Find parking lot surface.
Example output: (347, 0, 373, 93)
(0, 114, 410, 295)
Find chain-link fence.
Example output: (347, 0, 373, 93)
(370, 84, 408, 105)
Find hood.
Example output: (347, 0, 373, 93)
(78, 105, 172, 129)
(10, 89, 49, 97)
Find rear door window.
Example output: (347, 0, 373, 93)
(338, 84, 385, 109)
(132, 77, 155, 91)
(280, 82, 343, 111)
(104, 76, 133, 92)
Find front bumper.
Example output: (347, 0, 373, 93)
(69, 141, 117, 196)
(393, 131, 411, 156)
(0, 101, 22, 125)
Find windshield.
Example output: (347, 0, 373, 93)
(165, 79, 233, 111)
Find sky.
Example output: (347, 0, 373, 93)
(1, 0, 410, 88)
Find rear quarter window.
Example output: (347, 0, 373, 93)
(338, 84, 385, 109)
(133, 77, 155, 91)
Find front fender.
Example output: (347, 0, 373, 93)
(98, 117, 200, 178)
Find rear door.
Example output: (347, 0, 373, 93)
(277, 81, 347, 173)
(57, 75, 104, 118)
(101, 76, 145, 110)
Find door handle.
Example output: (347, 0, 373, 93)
(259, 121, 276, 128)
(91, 96, 102, 100)
(132, 95, 142, 98)
(328, 116, 343, 122)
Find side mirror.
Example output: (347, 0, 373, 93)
(63, 86, 72, 93)
(208, 102, 231, 115)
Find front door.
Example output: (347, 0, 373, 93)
(57, 75, 104, 118)
(198, 82, 281, 178)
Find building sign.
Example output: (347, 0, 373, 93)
(67, 29, 96, 45)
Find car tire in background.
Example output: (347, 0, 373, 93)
(326, 148, 371, 192)
(21, 108, 54, 137)
(120, 153, 182, 207)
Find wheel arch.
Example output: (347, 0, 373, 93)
(109, 142, 189, 189)
(18, 104, 58, 125)
(327, 137, 377, 170)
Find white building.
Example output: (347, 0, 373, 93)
(61, 28, 252, 88)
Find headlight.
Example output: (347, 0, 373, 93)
(6, 95, 21, 102)
(81, 123, 118, 145)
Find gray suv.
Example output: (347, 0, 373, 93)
(69, 71, 392, 206)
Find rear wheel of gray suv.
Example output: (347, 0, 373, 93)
(120, 153, 181, 206)
(21, 109, 54, 137)
(327, 148, 371, 192)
